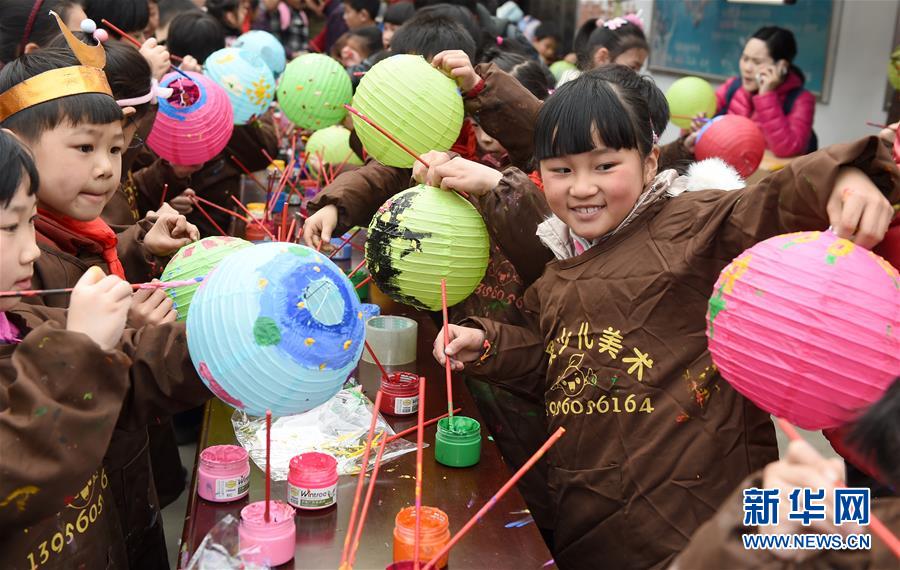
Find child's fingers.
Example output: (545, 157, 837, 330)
(853, 198, 892, 248)
(832, 192, 865, 240)
(109, 279, 134, 302)
(76, 265, 107, 287)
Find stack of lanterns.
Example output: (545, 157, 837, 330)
(204, 47, 276, 125)
(187, 242, 367, 417)
(706, 231, 899, 430)
(147, 70, 234, 165)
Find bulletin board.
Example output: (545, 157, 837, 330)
(648, 0, 842, 102)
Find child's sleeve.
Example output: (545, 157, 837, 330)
(473, 167, 554, 287)
(113, 321, 212, 431)
(132, 159, 192, 216)
(704, 136, 899, 260)
(0, 322, 130, 533)
(306, 159, 413, 234)
(113, 220, 163, 283)
(466, 63, 542, 172)
(459, 284, 548, 384)
(752, 88, 816, 157)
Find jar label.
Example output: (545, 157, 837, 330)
(288, 482, 337, 509)
(394, 395, 419, 415)
(215, 474, 250, 499)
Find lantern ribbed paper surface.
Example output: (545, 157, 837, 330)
(147, 71, 234, 165)
(695, 115, 765, 178)
(666, 76, 717, 129)
(304, 125, 363, 176)
(205, 47, 276, 125)
(234, 30, 286, 76)
(549, 60, 577, 81)
(706, 231, 900, 430)
(162, 236, 252, 320)
(187, 243, 367, 417)
(888, 45, 900, 91)
(351, 55, 464, 168)
(277, 53, 351, 130)
(366, 185, 489, 310)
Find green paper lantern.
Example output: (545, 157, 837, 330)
(351, 55, 464, 168)
(366, 185, 489, 310)
(550, 60, 577, 81)
(304, 125, 363, 176)
(162, 236, 252, 320)
(277, 53, 352, 130)
(889, 45, 900, 92)
(666, 76, 717, 129)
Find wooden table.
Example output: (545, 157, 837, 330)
(178, 311, 552, 569)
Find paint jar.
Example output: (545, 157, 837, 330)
(239, 500, 296, 566)
(329, 232, 354, 260)
(393, 506, 450, 568)
(287, 452, 338, 510)
(380, 372, 419, 417)
(362, 316, 417, 366)
(434, 416, 481, 468)
(197, 445, 250, 502)
(386, 562, 416, 570)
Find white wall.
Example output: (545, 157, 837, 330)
(634, 0, 898, 147)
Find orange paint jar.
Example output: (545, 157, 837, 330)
(392, 506, 450, 568)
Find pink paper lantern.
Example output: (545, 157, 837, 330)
(147, 71, 234, 166)
(707, 231, 900, 430)
(695, 115, 766, 178)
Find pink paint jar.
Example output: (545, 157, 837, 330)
(197, 445, 250, 502)
(239, 500, 296, 566)
(287, 452, 338, 510)
(380, 372, 419, 417)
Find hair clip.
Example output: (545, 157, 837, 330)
(79, 19, 109, 44)
(603, 17, 629, 31)
(496, 35, 504, 46)
(623, 10, 645, 31)
(649, 118, 659, 145)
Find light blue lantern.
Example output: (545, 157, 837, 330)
(187, 242, 367, 417)
(204, 47, 276, 125)
(234, 30, 287, 76)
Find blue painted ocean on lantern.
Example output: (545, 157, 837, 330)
(234, 30, 287, 76)
(204, 47, 275, 125)
(186, 242, 366, 417)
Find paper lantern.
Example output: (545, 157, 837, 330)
(187, 242, 367, 417)
(277, 53, 352, 130)
(351, 54, 464, 168)
(162, 236, 252, 320)
(147, 71, 234, 165)
(304, 125, 363, 176)
(549, 60, 577, 81)
(706, 231, 900, 430)
(366, 185, 489, 310)
(666, 76, 717, 129)
(234, 30, 286, 76)
(205, 47, 276, 125)
(694, 115, 766, 178)
(888, 45, 900, 91)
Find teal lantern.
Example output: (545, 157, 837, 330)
(205, 47, 276, 125)
(304, 125, 363, 176)
(366, 185, 489, 310)
(277, 53, 352, 130)
(162, 236, 252, 320)
(666, 76, 717, 129)
(351, 55, 464, 168)
(187, 243, 367, 417)
(234, 30, 286, 76)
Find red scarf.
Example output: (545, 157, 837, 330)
(450, 119, 479, 162)
(37, 209, 126, 278)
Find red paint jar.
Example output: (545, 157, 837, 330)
(380, 372, 420, 417)
(287, 452, 338, 510)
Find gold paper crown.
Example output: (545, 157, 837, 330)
(0, 11, 112, 122)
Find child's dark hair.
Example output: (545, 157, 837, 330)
(534, 22, 560, 42)
(384, 1, 415, 26)
(84, 0, 150, 38)
(413, 0, 477, 14)
(481, 47, 553, 100)
(535, 64, 667, 162)
(347, 26, 383, 59)
(573, 18, 647, 71)
(205, 0, 241, 34)
(751, 25, 805, 83)
(0, 48, 123, 141)
(0, 129, 39, 207)
(343, 0, 380, 20)
(0, 1, 83, 64)
(166, 11, 227, 63)
(47, 32, 153, 123)
(158, 0, 201, 29)
(390, 10, 477, 62)
(849, 378, 900, 488)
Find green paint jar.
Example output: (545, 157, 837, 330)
(434, 416, 481, 468)
(349, 268, 369, 301)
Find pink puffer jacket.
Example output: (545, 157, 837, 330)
(715, 72, 816, 157)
